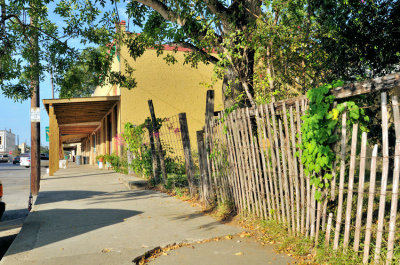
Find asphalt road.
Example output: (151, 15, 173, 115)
(0, 162, 46, 260)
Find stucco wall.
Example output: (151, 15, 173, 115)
(119, 47, 223, 150)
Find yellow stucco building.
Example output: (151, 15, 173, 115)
(44, 23, 222, 174)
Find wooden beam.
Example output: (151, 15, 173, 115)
(61, 134, 88, 142)
(332, 73, 400, 99)
(43, 96, 120, 111)
(59, 122, 101, 127)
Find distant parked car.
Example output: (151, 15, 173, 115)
(13, 156, 20, 164)
(20, 154, 31, 168)
(40, 153, 49, 167)
(0, 154, 10, 163)
(20, 153, 49, 168)
(0, 180, 5, 219)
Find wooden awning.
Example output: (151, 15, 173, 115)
(43, 96, 120, 143)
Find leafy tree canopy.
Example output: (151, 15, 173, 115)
(2, 0, 399, 104)
(0, 0, 120, 101)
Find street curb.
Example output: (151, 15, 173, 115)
(117, 173, 149, 190)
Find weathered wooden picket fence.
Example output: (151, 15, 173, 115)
(195, 73, 400, 264)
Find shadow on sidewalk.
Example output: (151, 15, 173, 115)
(34, 189, 170, 205)
(43, 171, 116, 179)
(5, 208, 142, 256)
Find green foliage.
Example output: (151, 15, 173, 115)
(313, 0, 400, 81)
(103, 153, 128, 174)
(124, 122, 145, 153)
(0, 0, 118, 101)
(300, 81, 369, 201)
(123, 121, 152, 177)
(123, 117, 185, 181)
(96, 154, 104, 161)
(58, 47, 115, 98)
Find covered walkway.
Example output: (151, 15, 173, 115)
(43, 96, 120, 176)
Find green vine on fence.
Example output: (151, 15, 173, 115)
(299, 81, 369, 201)
(124, 122, 145, 155)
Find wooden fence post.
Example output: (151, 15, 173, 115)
(204, 90, 215, 201)
(148, 100, 167, 184)
(197, 130, 212, 206)
(146, 123, 159, 182)
(179, 113, 195, 195)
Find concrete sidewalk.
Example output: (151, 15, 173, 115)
(0, 165, 292, 265)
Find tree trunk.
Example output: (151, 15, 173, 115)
(222, 49, 256, 108)
(222, 66, 242, 109)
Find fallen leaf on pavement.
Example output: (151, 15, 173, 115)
(101, 248, 111, 253)
(239, 232, 251, 238)
(235, 252, 243, 256)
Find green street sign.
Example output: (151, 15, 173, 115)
(46, 126, 49, 142)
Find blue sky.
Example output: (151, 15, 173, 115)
(0, 74, 54, 147)
(1, 2, 130, 148)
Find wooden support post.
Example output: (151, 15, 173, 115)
(58, 126, 62, 160)
(179, 113, 195, 195)
(148, 100, 167, 184)
(49, 105, 57, 176)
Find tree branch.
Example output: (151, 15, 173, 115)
(174, 42, 219, 64)
(204, 0, 230, 26)
(8, 16, 33, 46)
(8, 14, 70, 49)
(133, 0, 186, 26)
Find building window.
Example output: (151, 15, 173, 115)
(0, 136, 2, 145)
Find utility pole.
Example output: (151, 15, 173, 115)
(30, 8, 40, 197)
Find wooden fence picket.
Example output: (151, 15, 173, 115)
(354, 132, 367, 251)
(362, 145, 378, 264)
(265, 104, 281, 221)
(374, 92, 389, 263)
(225, 113, 242, 212)
(246, 107, 263, 217)
(279, 118, 292, 231)
(255, 107, 271, 219)
(386, 95, 400, 263)
(229, 111, 247, 213)
(290, 106, 301, 233)
(333, 110, 347, 250)
(283, 103, 296, 233)
(343, 123, 358, 248)
(295, 101, 306, 234)
(271, 104, 286, 223)
(198, 79, 400, 264)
